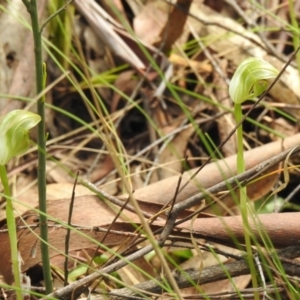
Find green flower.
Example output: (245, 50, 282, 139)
(229, 57, 279, 104)
(0, 110, 41, 165)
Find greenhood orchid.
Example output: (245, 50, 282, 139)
(229, 57, 279, 298)
(0, 110, 41, 165)
(229, 57, 279, 104)
(0, 109, 40, 300)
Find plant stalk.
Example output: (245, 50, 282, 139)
(22, 0, 53, 293)
(234, 104, 259, 300)
(0, 165, 23, 300)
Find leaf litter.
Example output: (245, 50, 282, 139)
(1, 0, 300, 299)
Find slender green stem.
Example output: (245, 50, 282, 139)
(234, 104, 259, 300)
(22, 0, 53, 293)
(0, 165, 22, 300)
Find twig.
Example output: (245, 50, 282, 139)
(82, 245, 300, 299)
(173, 146, 300, 215)
(81, 179, 155, 219)
(64, 172, 79, 286)
(86, 196, 131, 276)
(254, 253, 268, 300)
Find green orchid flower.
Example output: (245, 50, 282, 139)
(229, 57, 279, 104)
(0, 109, 40, 299)
(0, 110, 41, 165)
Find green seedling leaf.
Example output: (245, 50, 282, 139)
(229, 57, 279, 104)
(0, 110, 41, 165)
(68, 265, 88, 281)
(94, 254, 109, 265)
(169, 249, 193, 265)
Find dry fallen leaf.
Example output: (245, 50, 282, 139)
(1, 135, 299, 283)
(74, 0, 169, 77)
(0, 0, 47, 116)
(134, 1, 168, 45)
(129, 133, 300, 210)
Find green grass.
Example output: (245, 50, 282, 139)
(0, 0, 300, 299)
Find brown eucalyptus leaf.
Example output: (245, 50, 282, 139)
(74, 0, 169, 77)
(153, 0, 193, 53)
(133, 1, 168, 45)
(128, 133, 300, 212)
(0, 183, 96, 223)
(0, 0, 47, 115)
(0, 195, 140, 284)
(177, 212, 300, 248)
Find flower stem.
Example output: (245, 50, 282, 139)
(234, 104, 259, 300)
(0, 165, 22, 300)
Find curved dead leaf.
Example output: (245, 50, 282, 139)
(0, 195, 140, 284)
(74, 0, 169, 77)
(128, 133, 300, 212)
